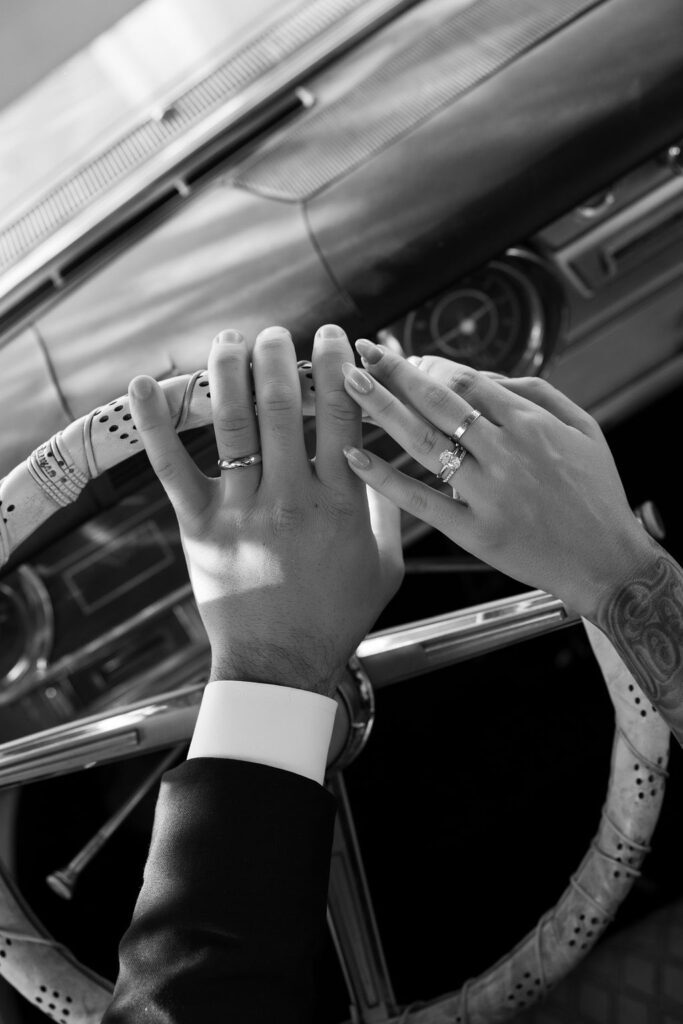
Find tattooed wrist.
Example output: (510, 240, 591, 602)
(596, 548, 683, 744)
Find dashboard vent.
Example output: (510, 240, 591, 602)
(557, 176, 683, 295)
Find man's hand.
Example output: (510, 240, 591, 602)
(128, 325, 403, 698)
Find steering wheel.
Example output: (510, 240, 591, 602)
(0, 369, 671, 1023)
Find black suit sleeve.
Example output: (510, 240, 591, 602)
(102, 757, 337, 1024)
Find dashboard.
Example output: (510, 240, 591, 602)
(387, 142, 683, 427)
(2, 136, 683, 737)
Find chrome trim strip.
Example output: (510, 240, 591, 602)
(35, 582, 195, 686)
(0, 684, 204, 788)
(0, 566, 54, 705)
(0, 588, 579, 788)
(356, 590, 577, 687)
(553, 173, 683, 300)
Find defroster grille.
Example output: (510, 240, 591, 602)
(0, 0, 371, 273)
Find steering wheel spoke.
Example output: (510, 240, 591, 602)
(327, 772, 399, 1022)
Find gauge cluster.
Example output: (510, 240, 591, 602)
(382, 249, 566, 377)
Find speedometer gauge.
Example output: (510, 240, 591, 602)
(388, 253, 559, 377)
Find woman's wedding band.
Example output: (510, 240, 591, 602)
(450, 409, 482, 444)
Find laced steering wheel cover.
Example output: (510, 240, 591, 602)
(0, 372, 671, 1023)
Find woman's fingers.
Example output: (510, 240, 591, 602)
(312, 324, 362, 488)
(343, 446, 472, 543)
(357, 341, 514, 433)
(129, 375, 211, 521)
(341, 362, 477, 497)
(251, 326, 311, 488)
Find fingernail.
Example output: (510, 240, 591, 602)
(216, 329, 243, 344)
(343, 446, 371, 469)
(258, 325, 291, 341)
(342, 362, 374, 394)
(355, 339, 384, 365)
(130, 375, 154, 398)
(407, 355, 422, 368)
(317, 324, 345, 340)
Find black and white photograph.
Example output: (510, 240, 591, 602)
(1, 0, 683, 1021)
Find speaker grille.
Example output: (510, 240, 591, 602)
(0, 0, 371, 273)
(233, 0, 606, 201)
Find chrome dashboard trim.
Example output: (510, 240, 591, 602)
(0, 588, 579, 788)
(357, 589, 578, 688)
(0, 565, 54, 704)
(552, 172, 683, 300)
(35, 582, 196, 687)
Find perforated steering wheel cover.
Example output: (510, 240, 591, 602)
(0, 366, 318, 568)
(0, 866, 112, 1022)
(391, 621, 670, 1023)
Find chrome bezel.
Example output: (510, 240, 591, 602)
(401, 248, 557, 378)
(0, 565, 54, 704)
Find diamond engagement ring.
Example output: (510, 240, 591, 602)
(436, 442, 467, 484)
(450, 408, 482, 444)
(218, 453, 262, 470)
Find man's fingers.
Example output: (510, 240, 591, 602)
(357, 342, 515, 431)
(312, 324, 362, 487)
(413, 353, 596, 435)
(365, 485, 404, 589)
(129, 376, 210, 519)
(208, 329, 262, 499)
(252, 326, 311, 488)
(487, 376, 600, 435)
(342, 446, 472, 542)
(480, 370, 509, 381)
(208, 329, 261, 463)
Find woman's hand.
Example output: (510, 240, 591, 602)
(340, 343, 653, 622)
(128, 325, 403, 698)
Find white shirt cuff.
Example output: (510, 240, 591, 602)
(187, 679, 338, 785)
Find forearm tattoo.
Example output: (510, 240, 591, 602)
(597, 552, 683, 745)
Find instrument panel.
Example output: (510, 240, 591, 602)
(0, 471, 210, 743)
(383, 250, 566, 376)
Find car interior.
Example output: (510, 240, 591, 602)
(1, 0, 683, 1021)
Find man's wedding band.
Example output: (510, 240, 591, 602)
(450, 409, 482, 444)
(218, 453, 262, 470)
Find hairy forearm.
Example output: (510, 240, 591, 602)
(595, 544, 683, 745)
